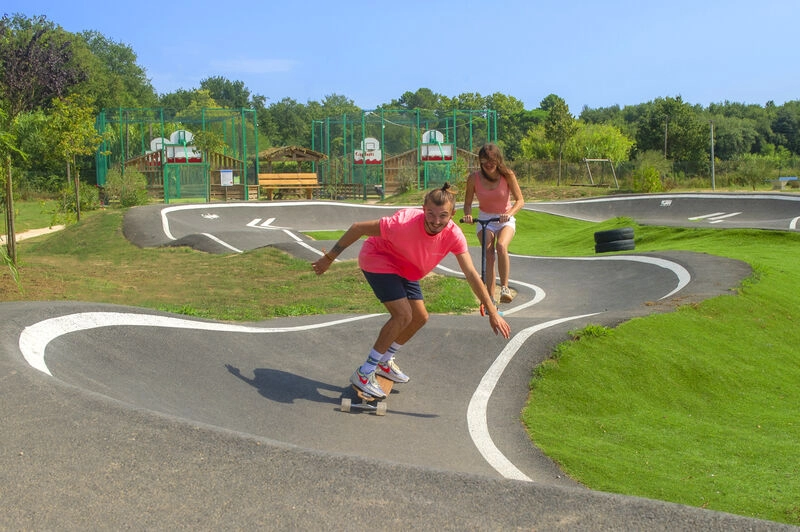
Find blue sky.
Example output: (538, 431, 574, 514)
(5, 0, 799, 112)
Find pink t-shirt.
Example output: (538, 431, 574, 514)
(472, 171, 512, 214)
(358, 208, 468, 281)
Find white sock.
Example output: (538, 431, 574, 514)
(379, 342, 401, 363)
(360, 349, 383, 374)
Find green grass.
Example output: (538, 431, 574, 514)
(2, 209, 477, 320)
(510, 213, 800, 525)
(7, 199, 60, 231)
(3, 200, 800, 525)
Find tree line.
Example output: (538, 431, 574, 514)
(3, 12, 800, 200)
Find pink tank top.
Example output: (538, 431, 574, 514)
(473, 171, 512, 214)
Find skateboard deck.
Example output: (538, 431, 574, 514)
(340, 375, 394, 416)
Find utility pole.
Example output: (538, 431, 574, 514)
(663, 115, 669, 158)
(710, 121, 716, 191)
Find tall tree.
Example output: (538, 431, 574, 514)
(772, 103, 800, 155)
(520, 124, 556, 160)
(262, 97, 310, 147)
(199, 76, 251, 109)
(0, 14, 86, 263)
(76, 30, 157, 110)
(0, 106, 22, 281)
(45, 93, 104, 221)
(319, 93, 360, 119)
(452, 92, 487, 112)
(635, 96, 706, 162)
(160, 89, 198, 112)
(0, 15, 85, 117)
(392, 88, 442, 111)
(543, 95, 578, 185)
(486, 93, 531, 159)
(565, 123, 634, 163)
(706, 114, 758, 160)
(540, 94, 564, 113)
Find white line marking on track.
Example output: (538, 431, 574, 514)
(708, 212, 742, 223)
(791, 216, 800, 230)
(283, 229, 331, 258)
(160, 202, 407, 253)
(202, 233, 243, 253)
(463, 252, 692, 480)
(709, 212, 742, 220)
(688, 212, 725, 220)
(19, 312, 385, 377)
(525, 254, 691, 300)
(434, 264, 545, 315)
(467, 313, 600, 481)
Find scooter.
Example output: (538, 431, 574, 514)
(460, 216, 502, 317)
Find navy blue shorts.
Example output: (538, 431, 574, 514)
(362, 271, 423, 303)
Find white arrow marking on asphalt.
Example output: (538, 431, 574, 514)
(708, 212, 742, 223)
(688, 212, 725, 220)
(247, 218, 287, 229)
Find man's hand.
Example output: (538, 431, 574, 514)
(312, 254, 334, 275)
(489, 313, 511, 339)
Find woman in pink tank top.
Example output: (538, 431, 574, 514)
(462, 143, 525, 306)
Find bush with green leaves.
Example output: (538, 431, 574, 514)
(395, 166, 419, 194)
(733, 155, 775, 190)
(103, 167, 149, 207)
(47, 180, 101, 225)
(632, 166, 663, 193)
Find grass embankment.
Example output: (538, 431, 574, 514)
(3, 198, 799, 525)
(514, 214, 800, 526)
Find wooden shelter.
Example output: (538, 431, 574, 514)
(258, 146, 327, 171)
(256, 146, 328, 200)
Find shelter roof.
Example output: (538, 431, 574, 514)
(258, 146, 327, 163)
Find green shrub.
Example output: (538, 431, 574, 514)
(395, 166, 419, 194)
(632, 166, 663, 193)
(103, 167, 149, 207)
(48, 180, 101, 225)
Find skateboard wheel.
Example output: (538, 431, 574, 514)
(376, 402, 387, 416)
(341, 397, 351, 412)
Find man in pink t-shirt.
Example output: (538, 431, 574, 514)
(312, 183, 511, 399)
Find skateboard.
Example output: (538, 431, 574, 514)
(340, 374, 394, 415)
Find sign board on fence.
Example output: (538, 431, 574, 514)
(220, 169, 234, 186)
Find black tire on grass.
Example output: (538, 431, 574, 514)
(594, 227, 634, 244)
(595, 239, 635, 253)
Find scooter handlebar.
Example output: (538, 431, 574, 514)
(459, 216, 501, 224)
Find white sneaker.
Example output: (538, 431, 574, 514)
(350, 368, 386, 398)
(500, 286, 513, 303)
(376, 357, 409, 383)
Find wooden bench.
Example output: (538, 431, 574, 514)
(258, 173, 320, 200)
